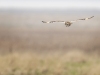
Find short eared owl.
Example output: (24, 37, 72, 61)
(42, 16, 94, 27)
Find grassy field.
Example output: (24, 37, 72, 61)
(0, 10, 100, 75)
(0, 51, 100, 75)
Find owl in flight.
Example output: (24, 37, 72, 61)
(42, 16, 94, 27)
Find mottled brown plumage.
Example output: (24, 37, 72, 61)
(42, 16, 94, 27)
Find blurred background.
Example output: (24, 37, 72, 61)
(0, 0, 100, 54)
(0, 0, 100, 75)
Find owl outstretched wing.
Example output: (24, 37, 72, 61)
(70, 16, 94, 23)
(42, 21, 56, 23)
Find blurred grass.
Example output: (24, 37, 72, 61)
(0, 11, 100, 75)
(0, 12, 100, 54)
(0, 51, 100, 75)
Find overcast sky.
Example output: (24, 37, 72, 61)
(0, 0, 100, 9)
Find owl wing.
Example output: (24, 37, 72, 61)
(78, 16, 94, 20)
(51, 21, 65, 23)
(70, 16, 94, 23)
(42, 21, 65, 23)
(42, 21, 55, 23)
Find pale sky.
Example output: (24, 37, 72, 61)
(0, 0, 100, 9)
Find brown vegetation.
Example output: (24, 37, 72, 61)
(0, 11, 100, 75)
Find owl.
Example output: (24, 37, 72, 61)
(42, 16, 94, 27)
